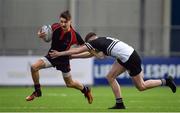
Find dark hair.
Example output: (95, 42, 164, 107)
(60, 10, 71, 21)
(85, 32, 96, 42)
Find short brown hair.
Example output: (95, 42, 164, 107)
(85, 32, 96, 42)
(60, 10, 71, 21)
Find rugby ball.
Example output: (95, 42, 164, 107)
(41, 25, 52, 42)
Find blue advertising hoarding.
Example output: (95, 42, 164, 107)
(93, 57, 180, 85)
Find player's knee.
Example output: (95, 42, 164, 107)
(30, 64, 39, 72)
(66, 84, 71, 88)
(106, 75, 111, 81)
(106, 74, 114, 83)
(66, 82, 74, 88)
(136, 84, 146, 91)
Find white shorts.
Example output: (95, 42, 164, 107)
(40, 57, 52, 68)
(111, 41, 134, 63)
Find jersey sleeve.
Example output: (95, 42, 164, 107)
(51, 23, 61, 32)
(76, 32, 85, 45)
(85, 39, 99, 50)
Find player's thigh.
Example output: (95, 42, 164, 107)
(107, 60, 126, 79)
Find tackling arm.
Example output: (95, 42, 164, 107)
(49, 45, 105, 59)
(71, 50, 105, 59)
(49, 45, 88, 59)
(71, 51, 94, 59)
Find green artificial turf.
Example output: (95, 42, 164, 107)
(0, 86, 179, 112)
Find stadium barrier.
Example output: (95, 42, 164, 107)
(0, 56, 180, 86)
(93, 57, 180, 85)
(0, 56, 93, 86)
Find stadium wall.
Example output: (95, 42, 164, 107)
(0, 0, 169, 57)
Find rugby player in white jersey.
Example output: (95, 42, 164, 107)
(49, 32, 176, 109)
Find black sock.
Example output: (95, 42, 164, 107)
(116, 98, 123, 104)
(34, 84, 41, 91)
(81, 86, 87, 93)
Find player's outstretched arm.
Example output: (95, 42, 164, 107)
(49, 45, 88, 59)
(71, 51, 94, 59)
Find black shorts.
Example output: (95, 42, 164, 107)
(117, 50, 142, 77)
(45, 55, 71, 73)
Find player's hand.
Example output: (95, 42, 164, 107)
(49, 50, 61, 59)
(37, 28, 46, 39)
(96, 51, 106, 59)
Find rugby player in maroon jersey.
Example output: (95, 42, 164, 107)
(26, 10, 93, 104)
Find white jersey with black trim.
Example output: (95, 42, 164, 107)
(85, 37, 134, 62)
